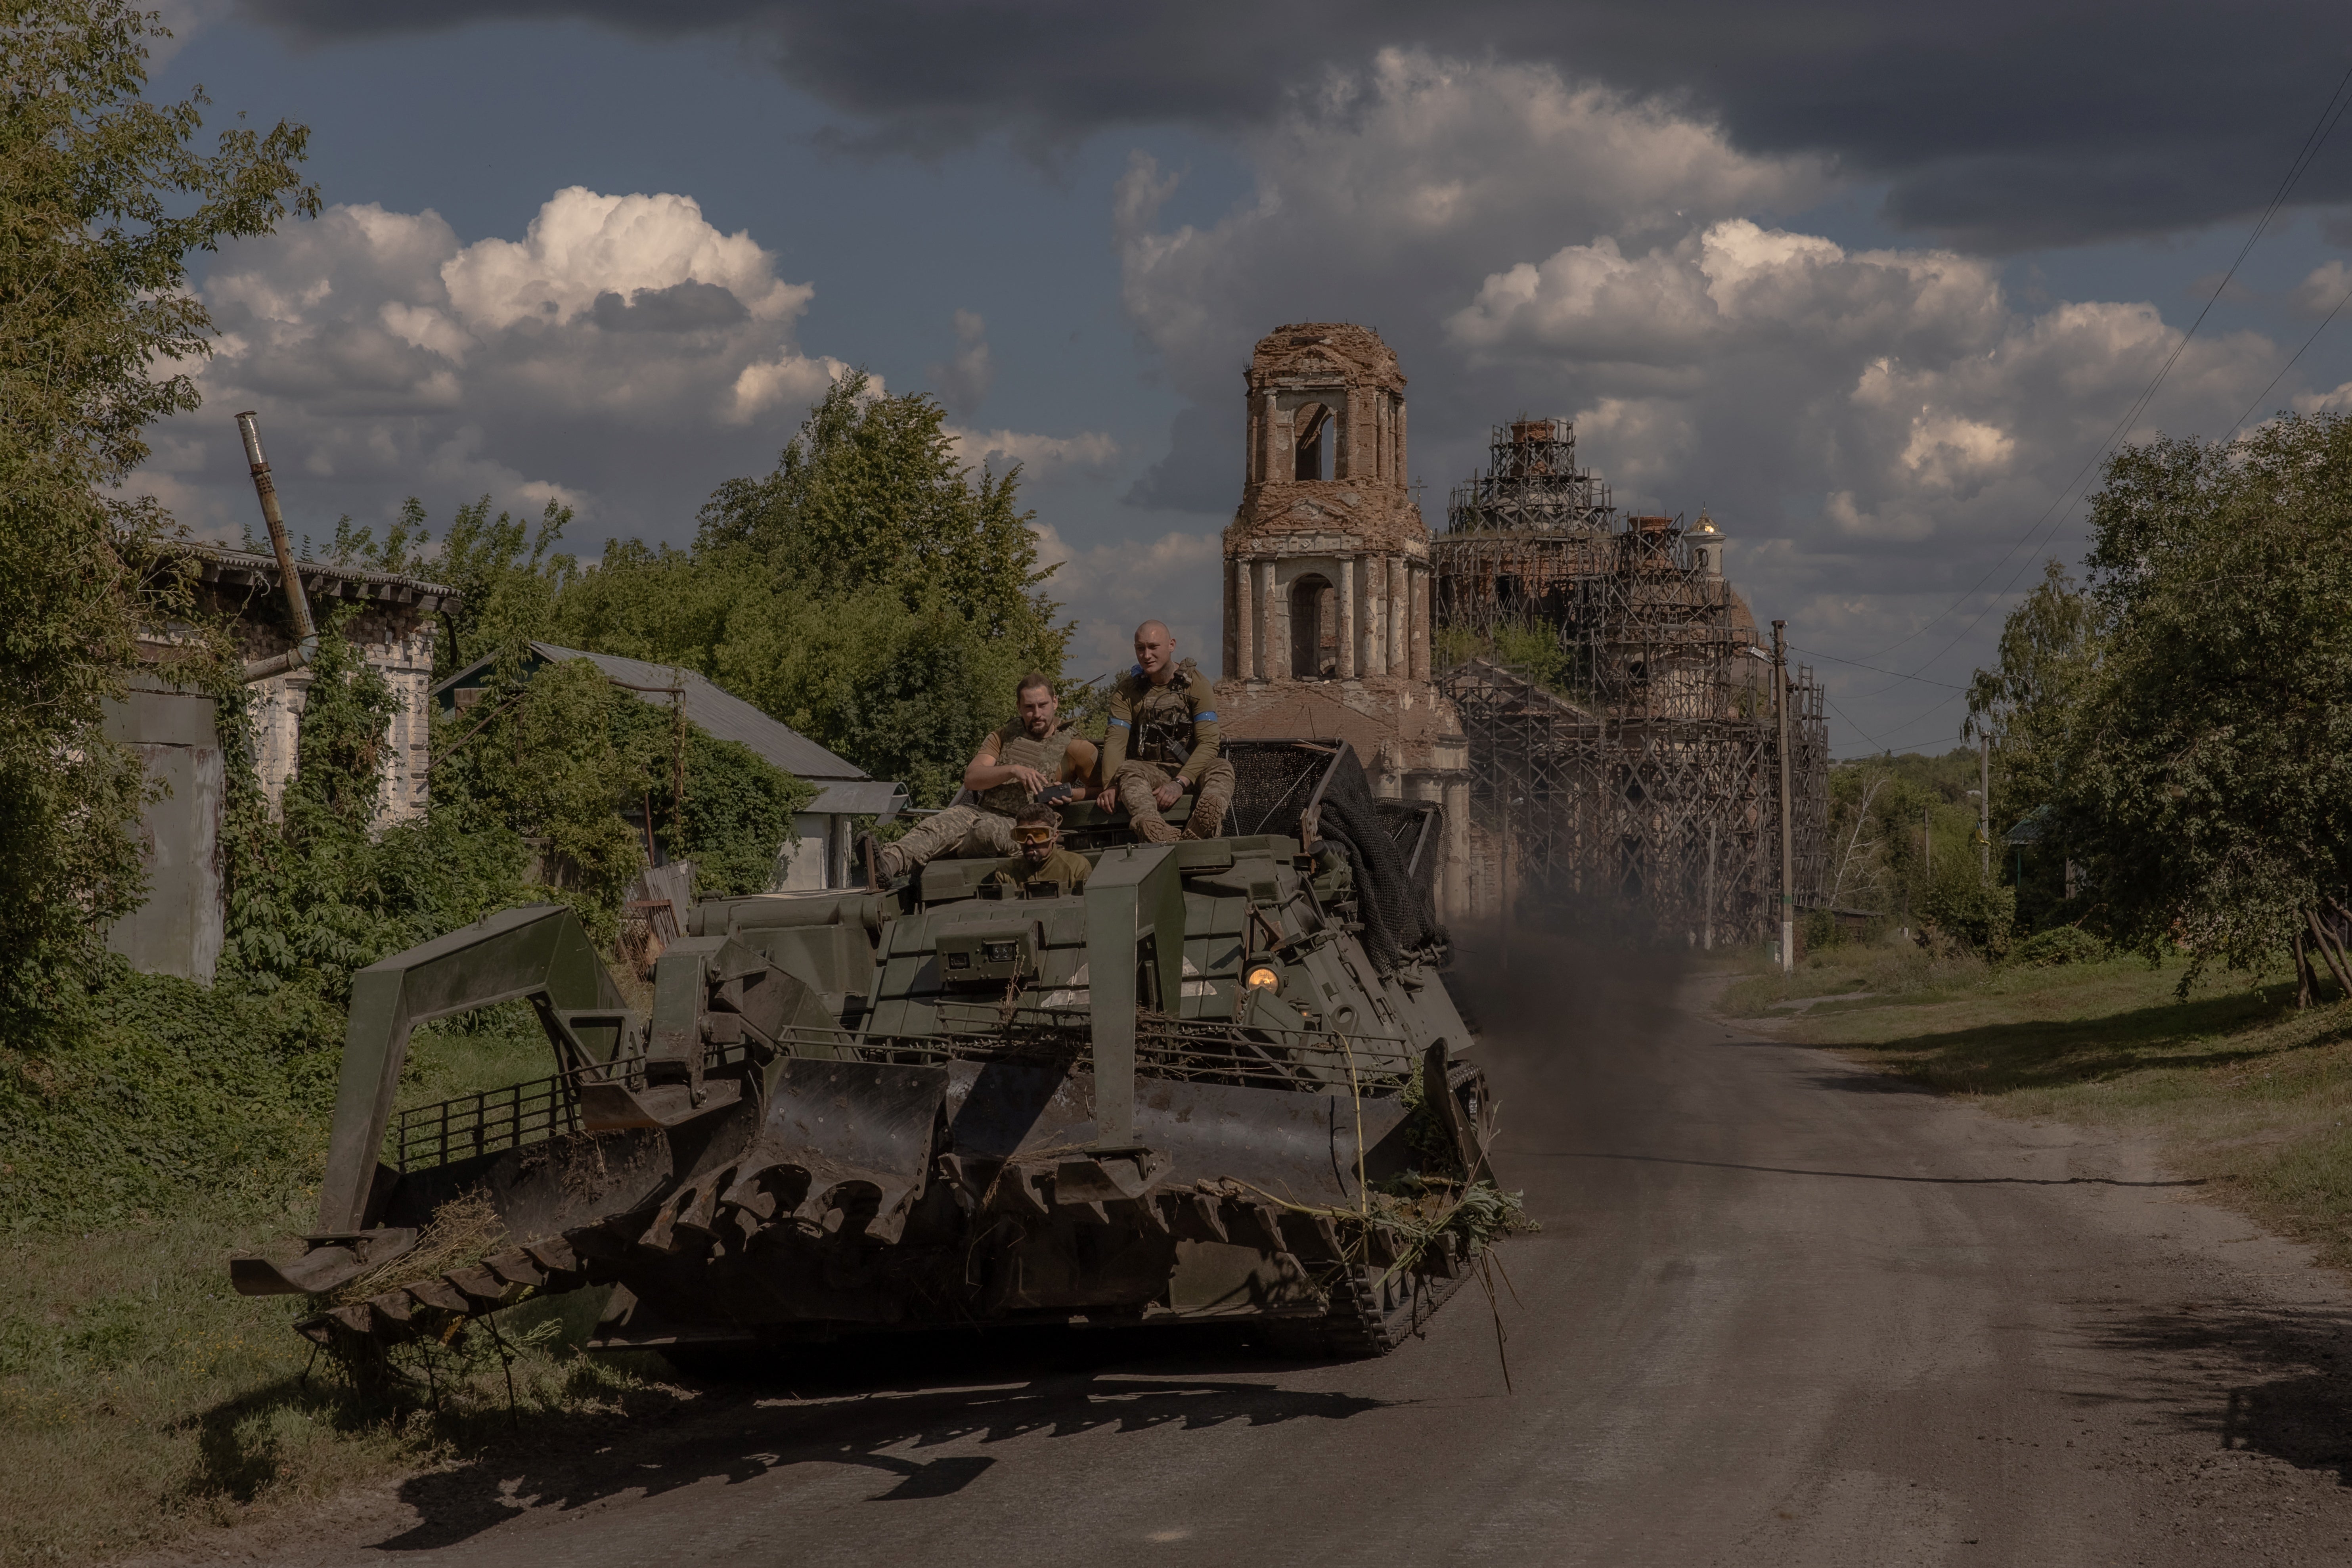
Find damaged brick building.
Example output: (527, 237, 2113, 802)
(1214, 323, 1827, 942)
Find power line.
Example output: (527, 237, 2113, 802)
(1791, 644, 1967, 691)
(1820, 689, 1889, 752)
(1843, 60, 2352, 675)
(2226, 267, 2352, 440)
(1841, 690, 1972, 756)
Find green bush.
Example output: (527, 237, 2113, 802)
(0, 964, 342, 1231)
(2011, 925, 2107, 967)
(1921, 858, 2017, 959)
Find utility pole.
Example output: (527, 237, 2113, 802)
(1705, 819, 1717, 952)
(1773, 620, 1793, 974)
(1979, 731, 1991, 879)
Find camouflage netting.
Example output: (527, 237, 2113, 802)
(1226, 741, 1441, 975)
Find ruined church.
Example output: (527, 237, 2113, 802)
(1211, 323, 1474, 919)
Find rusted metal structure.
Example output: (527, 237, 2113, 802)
(233, 742, 1506, 1367)
(1433, 419, 1829, 943)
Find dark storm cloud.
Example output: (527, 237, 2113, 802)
(240, 0, 2352, 250)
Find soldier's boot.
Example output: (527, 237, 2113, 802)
(871, 837, 909, 881)
(1182, 762, 1234, 840)
(1118, 770, 1183, 844)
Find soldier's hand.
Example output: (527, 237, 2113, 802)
(1010, 765, 1049, 796)
(1153, 780, 1183, 811)
(1096, 786, 1120, 810)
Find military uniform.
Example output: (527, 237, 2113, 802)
(877, 724, 1079, 879)
(1099, 657, 1235, 843)
(989, 847, 1091, 894)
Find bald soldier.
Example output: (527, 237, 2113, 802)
(1095, 620, 1235, 843)
(871, 671, 1099, 883)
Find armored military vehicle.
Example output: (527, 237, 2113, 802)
(233, 741, 1500, 1365)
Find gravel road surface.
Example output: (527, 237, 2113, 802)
(188, 947, 2352, 1567)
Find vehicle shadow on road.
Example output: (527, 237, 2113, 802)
(2082, 1303, 2352, 1484)
(369, 1325, 1390, 1552)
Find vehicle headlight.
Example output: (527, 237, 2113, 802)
(1245, 966, 1281, 992)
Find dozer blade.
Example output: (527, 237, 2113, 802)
(735, 1059, 949, 1244)
(230, 1226, 416, 1297)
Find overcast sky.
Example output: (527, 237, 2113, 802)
(141, 2, 2352, 754)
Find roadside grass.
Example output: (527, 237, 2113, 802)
(1716, 938, 1994, 1018)
(1726, 939, 2352, 1272)
(0, 1020, 681, 1568)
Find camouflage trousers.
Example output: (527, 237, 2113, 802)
(875, 803, 1017, 879)
(1116, 758, 1235, 844)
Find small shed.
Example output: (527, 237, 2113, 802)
(109, 544, 463, 981)
(173, 542, 458, 823)
(431, 642, 903, 890)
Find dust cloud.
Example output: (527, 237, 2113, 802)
(1443, 896, 1699, 1172)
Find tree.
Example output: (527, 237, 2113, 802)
(2030, 414, 2352, 994)
(0, 0, 315, 1018)
(1965, 560, 2096, 844)
(395, 379, 1074, 806)
(698, 371, 1066, 660)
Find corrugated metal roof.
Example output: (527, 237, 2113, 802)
(2004, 804, 2058, 846)
(526, 643, 871, 781)
(807, 779, 910, 816)
(431, 643, 895, 804)
(170, 541, 461, 609)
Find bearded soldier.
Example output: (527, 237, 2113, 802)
(1095, 620, 1234, 843)
(869, 672, 1098, 883)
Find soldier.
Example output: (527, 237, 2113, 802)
(1095, 620, 1234, 843)
(869, 672, 1098, 883)
(990, 802, 1091, 894)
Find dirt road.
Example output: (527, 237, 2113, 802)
(204, 957, 2352, 1566)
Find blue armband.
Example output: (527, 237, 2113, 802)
(1108, 718, 1130, 728)
(1194, 711, 1218, 723)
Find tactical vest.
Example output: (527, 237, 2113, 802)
(1127, 664, 1198, 766)
(978, 725, 1075, 815)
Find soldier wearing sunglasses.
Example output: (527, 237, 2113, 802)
(990, 802, 1091, 894)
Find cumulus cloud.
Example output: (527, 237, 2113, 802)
(1111, 52, 2286, 748)
(948, 425, 1118, 479)
(1438, 212, 2273, 634)
(440, 188, 812, 330)
(143, 186, 1127, 573)
(1031, 523, 1222, 676)
(147, 187, 857, 542)
(929, 308, 994, 416)
(1121, 50, 1827, 510)
(2289, 259, 2352, 318)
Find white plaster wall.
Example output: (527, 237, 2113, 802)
(241, 603, 436, 825)
(777, 814, 831, 890)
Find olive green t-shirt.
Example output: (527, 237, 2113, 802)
(990, 848, 1091, 893)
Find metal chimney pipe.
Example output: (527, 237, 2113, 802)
(236, 411, 320, 683)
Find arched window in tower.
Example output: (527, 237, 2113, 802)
(1292, 402, 1331, 481)
(1289, 572, 1336, 678)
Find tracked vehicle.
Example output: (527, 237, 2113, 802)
(233, 741, 1499, 1364)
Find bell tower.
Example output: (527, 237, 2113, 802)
(1215, 322, 1470, 915)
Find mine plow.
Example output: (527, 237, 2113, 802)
(233, 740, 1516, 1369)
